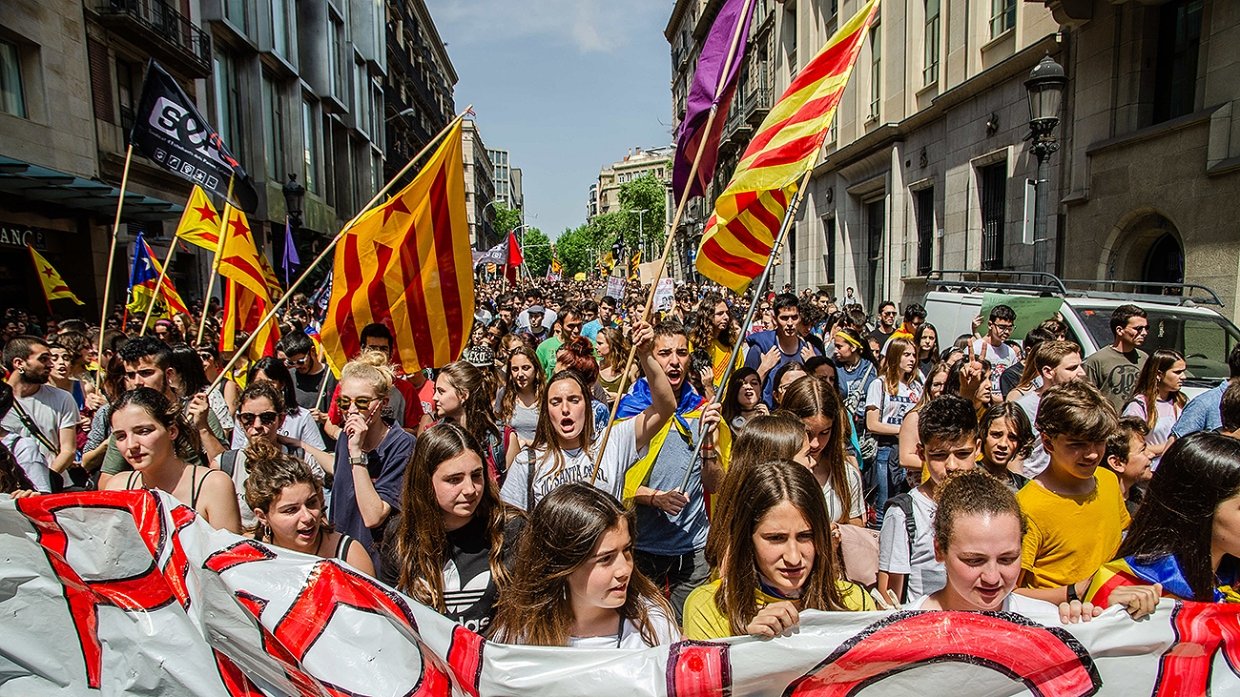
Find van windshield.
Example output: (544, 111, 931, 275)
(1075, 306, 1240, 384)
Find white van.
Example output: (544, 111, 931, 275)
(922, 271, 1240, 398)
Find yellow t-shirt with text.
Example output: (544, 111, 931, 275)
(1017, 470, 1130, 589)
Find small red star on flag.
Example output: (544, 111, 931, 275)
(194, 204, 218, 224)
(228, 215, 251, 240)
(381, 197, 410, 224)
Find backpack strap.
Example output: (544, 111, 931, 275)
(884, 493, 918, 602)
(220, 450, 239, 478)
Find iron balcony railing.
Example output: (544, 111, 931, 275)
(91, 0, 212, 77)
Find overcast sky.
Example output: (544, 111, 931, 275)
(424, 0, 674, 239)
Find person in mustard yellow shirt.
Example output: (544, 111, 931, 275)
(1017, 381, 1130, 590)
(683, 460, 875, 640)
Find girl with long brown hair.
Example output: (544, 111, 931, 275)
(683, 460, 875, 640)
(594, 326, 632, 404)
(244, 440, 373, 574)
(704, 414, 811, 569)
(780, 376, 864, 527)
(381, 423, 523, 632)
(489, 483, 678, 647)
(1123, 348, 1187, 468)
(494, 346, 543, 443)
(498, 321, 675, 511)
(434, 360, 518, 478)
(105, 387, 241, 533)
(864, 336, 923, 524)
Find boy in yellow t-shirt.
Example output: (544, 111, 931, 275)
(1017, 381, 1130, 589)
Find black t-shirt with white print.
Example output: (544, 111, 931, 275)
(379, 512, 523, 633)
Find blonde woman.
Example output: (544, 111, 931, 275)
(329, 351, 416, 571)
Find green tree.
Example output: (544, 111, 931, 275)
(522, 227, 552, 276)
(617, 174, 668, 255)
(556, 224, 596, 276)
(493, 203, 522, 236)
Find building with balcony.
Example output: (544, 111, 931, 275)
(670, 0, 1061, 309)
(463, 119, 496, 249)
(593, 145, 675, 219)
(0, 0, 405, 317)
(0, 1, 196, 314)
(384, 0, 455, 183)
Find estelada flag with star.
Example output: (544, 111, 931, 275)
(174, 186, 221, 250)
(218, 207, 279, 359)
(322, 120, 473, 374)
(126, 232, 189, 318)
(696, 0, 878, 292)
(27, 246, 84, 307)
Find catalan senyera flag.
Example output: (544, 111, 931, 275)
(218, 208, 279, 359)
(628, 250, 642, 282)
(174, 186, 221, 251)
(696, 0, 878, 293)
(127, 233, 190, 318)
(322, 120, 473, 374)
(257, 251, 283, 299)
(27, 246, 84, 306)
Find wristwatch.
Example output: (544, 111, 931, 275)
(348, 454, 369, 467)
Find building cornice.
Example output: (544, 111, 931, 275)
(410, 0, 458, 85)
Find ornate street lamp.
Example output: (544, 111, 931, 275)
(1025, 55, 1067, 273)
(282, 173, 305, 228)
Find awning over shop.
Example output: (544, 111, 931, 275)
(0, 156, 183, 222)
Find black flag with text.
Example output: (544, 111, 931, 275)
(129, 60, 259, 213)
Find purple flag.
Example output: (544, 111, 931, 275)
(672, 0, 756, 201)
(281, 216, 300, 286)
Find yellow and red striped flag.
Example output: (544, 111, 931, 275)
(174, 186, 221, 251)
(696, 0, 878, 292)
(322, 120, 473, 374)
(218, 207, 279, 359)
(28, 246, 84, 306)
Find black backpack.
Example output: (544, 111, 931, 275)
(883, 493, 918, 602)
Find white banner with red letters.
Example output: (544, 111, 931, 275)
(1, 490, 1239, 697)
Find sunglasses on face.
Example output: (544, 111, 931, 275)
(337, 396, 376, 411)
(237, 411, 279, 427)
(284, 356, 309, 367)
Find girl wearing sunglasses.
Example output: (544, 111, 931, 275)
(213, 381, 329, 533)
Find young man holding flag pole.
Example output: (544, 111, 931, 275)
(589, 0, 882, 492)
(588, 0, 758, 486)
(676, 0, 880, 492)
(201, 105, 475, 398)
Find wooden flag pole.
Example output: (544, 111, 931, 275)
(203, 105, 474, 396)
(196, 176, 235, 345)
(138, 239, 180, 336)
(94, 144, 135, 391)
(675, 167, 815, 492)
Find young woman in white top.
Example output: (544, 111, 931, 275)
(1123, 348, 1187, 469)
(865, 337, 923, 524)
(231, 357, 325, 454)
(779, 376, 864, 527)
(498, 321, 674, 511)
(489, 482, 680, 648)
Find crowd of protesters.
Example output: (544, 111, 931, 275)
(10, 269, 1240, 648)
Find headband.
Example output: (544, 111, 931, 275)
(835, 331, 863, 349)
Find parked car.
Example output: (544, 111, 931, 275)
(923, 271, 1240, 398)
